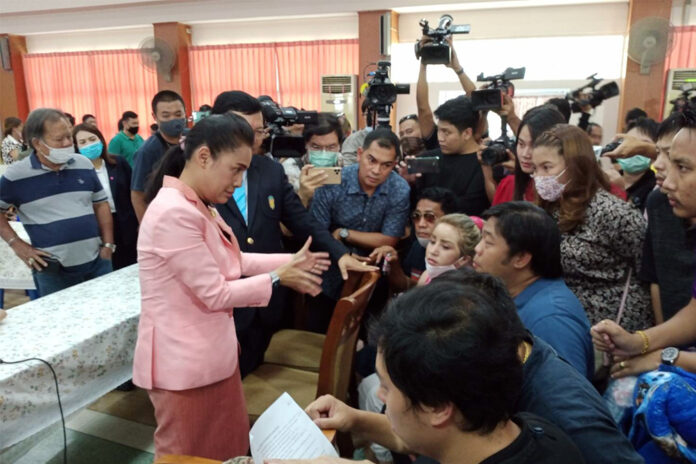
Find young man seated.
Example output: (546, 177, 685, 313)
(474, 202, 594, 378)
(290, 271, 644, 464)
(273, 278, 585, 464)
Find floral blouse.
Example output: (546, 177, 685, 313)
(556, 189, 653, 332)
(1, 135, 22, 165)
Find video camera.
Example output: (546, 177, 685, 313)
(258, 96, 318, 158)
(471, 67, 525, 111)
(414, 15, 471, 65)
(363, 61, 410, 129)
(566, 73, 619, 113)
(669, 83, 696, 114)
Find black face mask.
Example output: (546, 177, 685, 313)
(127, 126, 139, 135)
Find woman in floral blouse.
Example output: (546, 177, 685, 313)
(1, 117, 23, 165)
(531, 124, 653, 332)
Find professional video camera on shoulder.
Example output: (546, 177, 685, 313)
(471, 67, 525, 111)
(669, 83, 696, 114)
(566, 73, 619, 113)
(258, 96, 318, 158)
(363, 61, 410, 129)
(414, 14, 470, 65)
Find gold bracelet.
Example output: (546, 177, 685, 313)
(635, 330, 649, 354)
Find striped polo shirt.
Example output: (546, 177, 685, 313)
(0, 152, 108, 267)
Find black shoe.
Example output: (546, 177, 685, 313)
(116, 379, 135, 391)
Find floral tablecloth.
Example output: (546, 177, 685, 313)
(0, 221, 36, 291)
(0, 264, 141, 448)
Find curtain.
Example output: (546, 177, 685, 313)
(665, 26, 696, 69)
(23, 50, 157, 142)
(275, 39, 359, 110)
(189, 39, 359, 111)
(188, 43, 279, 110)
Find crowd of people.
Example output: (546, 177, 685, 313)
(1, 39, 696, 464)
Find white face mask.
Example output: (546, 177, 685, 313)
(416, 236, 430, 248)
(425, 261, 457, 280)
(41, 140, 75, 164)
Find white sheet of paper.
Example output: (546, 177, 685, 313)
(249, 392, 338, 464)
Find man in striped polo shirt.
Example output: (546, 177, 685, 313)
(0, 108, 115, 296)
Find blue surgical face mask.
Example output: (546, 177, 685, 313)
(617, 155, 651, 174)
(308, 150, 339, 167)
(79, 141, 103, 160)
(159, 118, 186, 138)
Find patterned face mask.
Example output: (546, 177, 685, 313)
(533, 169, 567, 202)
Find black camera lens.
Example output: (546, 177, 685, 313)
(480, 142, 510, 166)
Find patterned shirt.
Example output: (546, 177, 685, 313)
(310, 164, 410, 297)
(556, 189, 652, 332)
(0, 152, 107, 267)
(1, 135, 23, 165)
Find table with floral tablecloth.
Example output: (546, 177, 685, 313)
(0, 221, 36, 291)
(0, 264, 140, 449)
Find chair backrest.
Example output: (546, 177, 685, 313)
(316, 270, 380, 400)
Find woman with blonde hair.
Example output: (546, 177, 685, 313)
(531, 124, 652, 332)
(418, 213, 481, 286)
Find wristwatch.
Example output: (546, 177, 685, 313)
(269, 271, 280, 289)
(102, 243, 117, 253)
(339, 228, 350, 241)
(661, 347, 680, 366)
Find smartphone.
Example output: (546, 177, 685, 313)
(407, 156, 440, 174)
(309, 167, 342, 185)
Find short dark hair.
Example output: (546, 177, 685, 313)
(434, 95, 478, 133)
(399, 114, 418, 125)
(303, 113, 344, 145)
(371, 273, 526, 434)
(82, 114, 95, 122)
(482, 202, 563, 279)
(546, 98, 571, 123)
(625, 107, 648, 125)
(682, 106, 696, 129)
(198, 104, 212, 112)
(417, 187, 457, 214)
(63, 112, 76, 126)
(656, 112, 686, 141)
(626, 116, 658, 142)
(121, 111, 138, 121)
(211, 90, 262, 115)
(586, 122, 602, 133)
(151, 90, 185, 115)
(362, 128, 401, 160)
(144, 114, 254, 204)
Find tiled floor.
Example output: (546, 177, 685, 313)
(3, 290, 156, 463)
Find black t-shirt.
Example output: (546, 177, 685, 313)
(423, 129, 440, 151)
(417, 149, 490, 216)
(639, 189, 696, 320)
(480, 413, 584, 464)
(401, 240, 426, 282)
(626, 169, 656, 212)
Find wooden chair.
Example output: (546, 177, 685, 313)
(242, 270, 380, 426)
(262, 271, 367, 372)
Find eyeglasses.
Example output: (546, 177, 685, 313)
(412, 211, 437, 223)
(399, 114, 418, 125)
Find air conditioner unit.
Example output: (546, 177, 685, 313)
(663, 68, 696, 117)
(320, 74, 358, 131)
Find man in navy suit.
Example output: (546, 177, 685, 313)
(212, 91, 373, 376)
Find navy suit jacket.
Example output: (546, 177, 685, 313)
(215, 154, 348, 329)
(105, 156, 138, 270)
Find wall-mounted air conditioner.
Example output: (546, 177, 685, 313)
(663, 68, 696, 118)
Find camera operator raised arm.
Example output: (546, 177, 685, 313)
(416, 36, 476, 151)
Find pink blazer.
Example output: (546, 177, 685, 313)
(133, 176, 291, 391)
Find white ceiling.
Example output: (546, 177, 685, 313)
(0, 0, 627, 35)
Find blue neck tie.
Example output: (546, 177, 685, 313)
(233, 178, 247, 224)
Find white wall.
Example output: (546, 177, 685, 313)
(26, 26, 153, 53)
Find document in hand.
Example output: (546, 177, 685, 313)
(249, 392, 338, 464)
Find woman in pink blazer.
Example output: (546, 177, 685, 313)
(133, 114, 330, 460)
